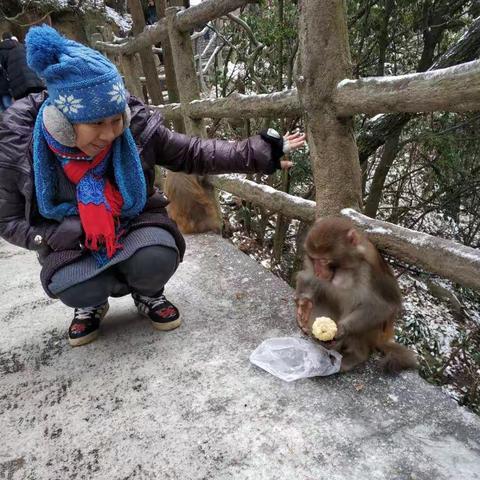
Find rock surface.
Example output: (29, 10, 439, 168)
(1, 234, 479, 479)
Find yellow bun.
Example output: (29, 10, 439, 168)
(312, 316, 337, 341)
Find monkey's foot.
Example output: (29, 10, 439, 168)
(295, 297, 313, 334)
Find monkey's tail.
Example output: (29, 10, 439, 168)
(378, 341, 417, 374)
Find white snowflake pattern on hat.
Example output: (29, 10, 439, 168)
(54, 95, 84, 114)
(109, 83, 126, 104)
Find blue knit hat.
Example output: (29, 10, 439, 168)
(26, 25, 126, 123)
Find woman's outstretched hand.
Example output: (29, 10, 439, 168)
(280, 130, 307, 170)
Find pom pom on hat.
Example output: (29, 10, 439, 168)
(26, 24, 70, 74)
(26, 25, 127, 123)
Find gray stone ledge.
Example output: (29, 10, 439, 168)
(0, 234, 479, 479)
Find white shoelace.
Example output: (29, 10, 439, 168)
(74, 305, 103, 320)
(138, 294, 167, 309)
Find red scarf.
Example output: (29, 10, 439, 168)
(61, 146, 124, 258)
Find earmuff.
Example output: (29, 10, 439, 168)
(42, 104, 132, 147)
(123, 104, 131, 129)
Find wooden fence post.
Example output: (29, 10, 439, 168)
(164, 6, 221, 234)
(120, 54, 144, 99)
(128, 0, 165, 105)
(296, 0, 362, 216)
(165, 6, 205, 136)
(157, 0, 186, 133)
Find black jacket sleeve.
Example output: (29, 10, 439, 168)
(0, 168, 58, 251)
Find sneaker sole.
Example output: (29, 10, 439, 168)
(138, 310, 182, 331)
(151, 317, 182, 331)
(68, 303, 109, 347)
(69, 330, 100, 347)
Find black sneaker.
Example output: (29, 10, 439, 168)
(132, 292, 181, 331)
(68, 303, 109, 347)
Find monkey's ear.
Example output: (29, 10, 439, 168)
(346, 228, 361, 246)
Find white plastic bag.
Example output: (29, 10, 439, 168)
(250, 337, 342, 382)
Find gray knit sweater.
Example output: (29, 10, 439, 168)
(48, 163, 178, 295)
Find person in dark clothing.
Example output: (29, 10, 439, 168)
(0, 63, 12, 111)
(145, 0, 158, 25)
(0, 25, 305, 347)
(0, 32, 44, 100)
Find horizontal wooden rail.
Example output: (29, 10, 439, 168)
(95, 0, 254, 55)
(334, 60, 480, 116)
(151, 89, 301, 120)
(153, 102, 183, 121)
(342, 208, 480, 291)
(207, 174, 315, 222)
(151, 59, 480, 121)
(205, 176, 480, 291)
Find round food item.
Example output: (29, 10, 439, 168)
(312, 316, 337, 341)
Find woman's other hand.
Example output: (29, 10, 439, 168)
(280, 130, 307, 169)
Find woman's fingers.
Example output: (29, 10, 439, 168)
(284, 130, 305, 141)
(284, 132, 307, 153)
(280, 160, 293, 170)
(290, 136, 306, 147)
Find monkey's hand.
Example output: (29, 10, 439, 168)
(334, 322, 347, 340)
(295, 297, 313, 334)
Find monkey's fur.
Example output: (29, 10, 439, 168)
(295, 217, 417, 373)
(164, 172, 221, 234)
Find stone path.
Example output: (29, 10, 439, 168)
(1, 234, 479, 479)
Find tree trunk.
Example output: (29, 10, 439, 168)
(296, 0, 362, 216)
(277, 0, 284, 90)
(128, 0, 164, 105)
(272, 168, 291, 263)
(364, 127, 402, 218)
(376, 0, 394, 76)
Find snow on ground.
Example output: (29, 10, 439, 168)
(105, 6, 132, 33)
(20, 0, 132, 34)
(397, 274, 461, 355)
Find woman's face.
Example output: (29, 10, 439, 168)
(73, 114, 124, 156)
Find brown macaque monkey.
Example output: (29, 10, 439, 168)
(164, 172, 221, 234)
(295, 217, 417, 373)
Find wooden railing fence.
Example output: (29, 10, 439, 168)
(95, 0, 480, 291)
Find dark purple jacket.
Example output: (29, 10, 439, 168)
(0, 93, 280, 297)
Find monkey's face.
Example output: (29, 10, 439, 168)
(308, 246, 363, 282)
(309, 255, 336, 281)
(305, 218, 364, 281)
(305, 233, 341, 282)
